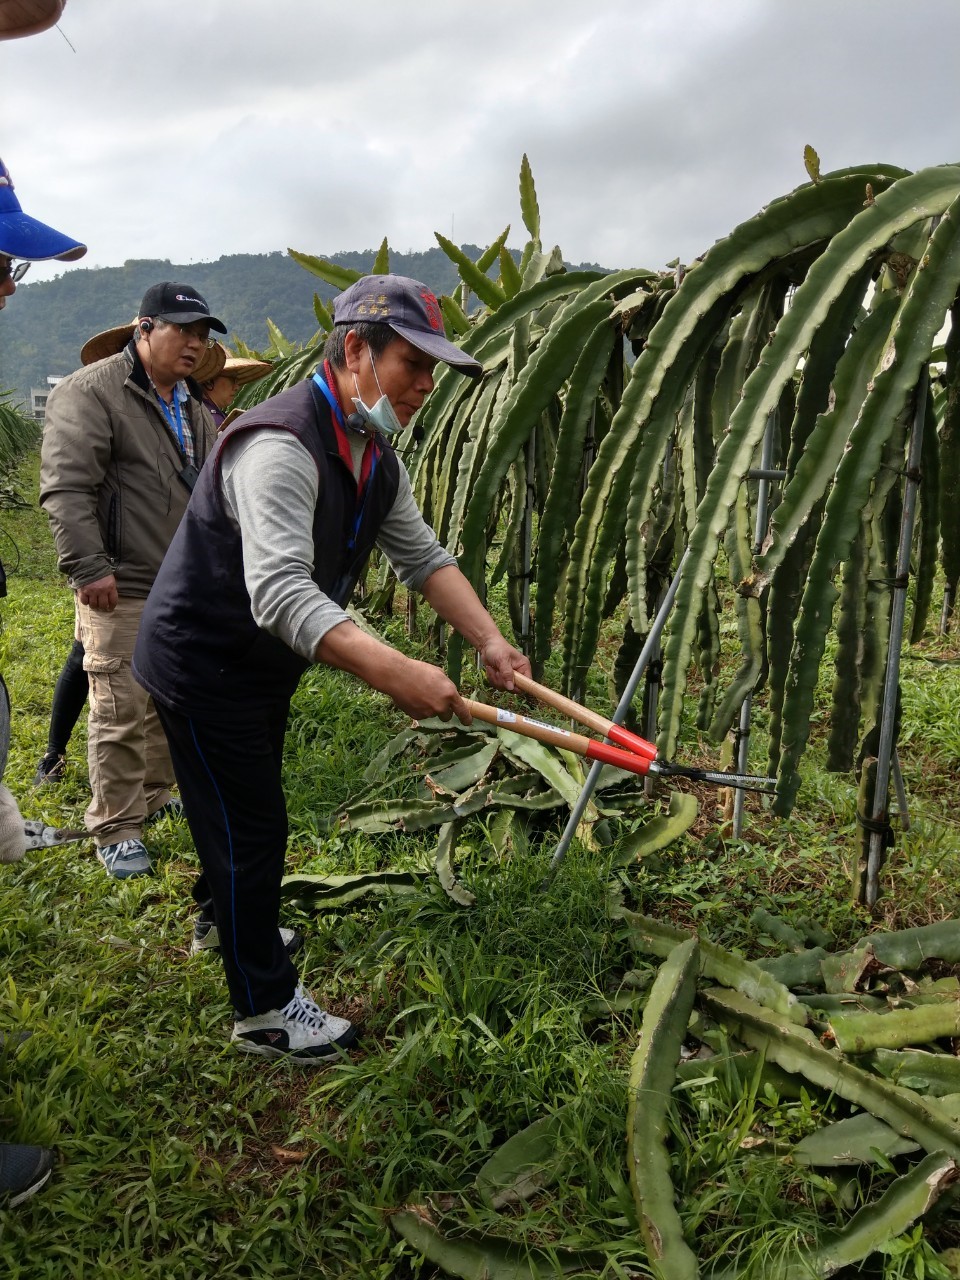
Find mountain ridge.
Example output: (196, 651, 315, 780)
(0, 245, 604, 407)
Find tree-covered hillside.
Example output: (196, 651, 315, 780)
(1, 245, 600, 408)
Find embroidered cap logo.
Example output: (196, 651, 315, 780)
(419, 287, 442, 332)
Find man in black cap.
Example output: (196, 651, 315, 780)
(40, 282, 226, 879)
(132, 274, 530, 1064)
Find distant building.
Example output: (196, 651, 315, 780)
(30, 375, 64, 422)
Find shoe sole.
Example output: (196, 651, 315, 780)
(232, 1038, 352, 1065)
(7, 1165, 53, 1208)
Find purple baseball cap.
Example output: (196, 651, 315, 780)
(0, 156, 86, 262)
(333, 274, 482, 378)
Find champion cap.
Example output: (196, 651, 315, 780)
(138, 282, 227, 333)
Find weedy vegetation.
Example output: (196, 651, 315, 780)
(0, 447, 959, 1279)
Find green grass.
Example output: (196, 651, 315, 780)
(2, 449, 960, 1277)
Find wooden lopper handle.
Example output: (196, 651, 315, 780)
(510, 672, 658, 762)
(464, 699, 652, 777)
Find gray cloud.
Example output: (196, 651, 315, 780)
(3, 0, 958, 285)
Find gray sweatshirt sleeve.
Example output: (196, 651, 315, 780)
(220, 430, 350, 660)
(375, 458, 457, 588)
(221, 430, 457, 661)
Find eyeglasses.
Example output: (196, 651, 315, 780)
(156, 319, 216, 348)
(0, 255, 30, 284)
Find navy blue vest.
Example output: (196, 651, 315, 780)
(133, 379, 400, 714)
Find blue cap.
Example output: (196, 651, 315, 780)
(0, 156, 86, 262)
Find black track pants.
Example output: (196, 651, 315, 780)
(155, 698, 298, 1017)
(46, 639, 88, 756)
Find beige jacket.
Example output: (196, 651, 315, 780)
(40, 344, 217, 597)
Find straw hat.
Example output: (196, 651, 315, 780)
(218, 407, 244, 432)
(194, 342, 227, 383)
(80, 323, 226, 381)
(219, 351, 273, 387)
(80, 322, 136, 366)
(0, 0, 65, 40)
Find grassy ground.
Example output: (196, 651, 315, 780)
(1, 451, 960, 1278)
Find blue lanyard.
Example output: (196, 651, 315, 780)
(312, 373, 378, 551)
(348, 447, 378, 551)
(156, 389, 185, 453)
(312, 372, 345, 428)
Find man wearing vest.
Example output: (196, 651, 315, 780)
(40, 283, 224, 880)
(132, 274, 530, 1064)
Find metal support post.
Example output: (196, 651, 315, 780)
(520, 427, 536, 655)
(732, 412, 777, 837)
(940, 583, 954, 636)
(864, 372, 929, 906)
(542, 549, 690, 887)
(891, 749, 911, 832)
(643, 437, 675, 798)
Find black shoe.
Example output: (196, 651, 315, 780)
(0, 1143, 54, 1207)
(0, 1030, 33, 1051)
(145, 798, 184, 825)
(32, 752, 66, 788)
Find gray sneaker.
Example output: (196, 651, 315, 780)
(232, 987, 357, 1063)
(191, 920, 302, 957)
(96, 838, 152, 879)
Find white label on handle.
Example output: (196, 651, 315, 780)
(496, 708, 570, 738)
(527, 716, 569, 736)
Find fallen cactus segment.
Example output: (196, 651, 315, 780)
(627, 938, 700, 1280)
(316, 713, 665, 858)
(389, 1207, 607, 1278)
(828, 1000, 960, 1054)
(755, 917, 960, 992)
(611, 906, 960, 1271)
(698, 988, 960, 1162)
(709, 1154, 958, 1280)
(790, 1112, 921, 1167)
(613, 901, 806, 1023)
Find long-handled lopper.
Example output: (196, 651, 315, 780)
(463, 672, 776, 793)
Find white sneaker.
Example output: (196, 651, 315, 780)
(232, 987, 357, 1063)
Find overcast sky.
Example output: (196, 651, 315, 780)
(3, 0, 959, 287)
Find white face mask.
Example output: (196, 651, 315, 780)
(351, 352, 403, 437)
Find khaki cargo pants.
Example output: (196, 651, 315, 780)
(75, 595, 176, 847)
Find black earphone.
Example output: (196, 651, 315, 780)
(139, 319, 154, 334)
